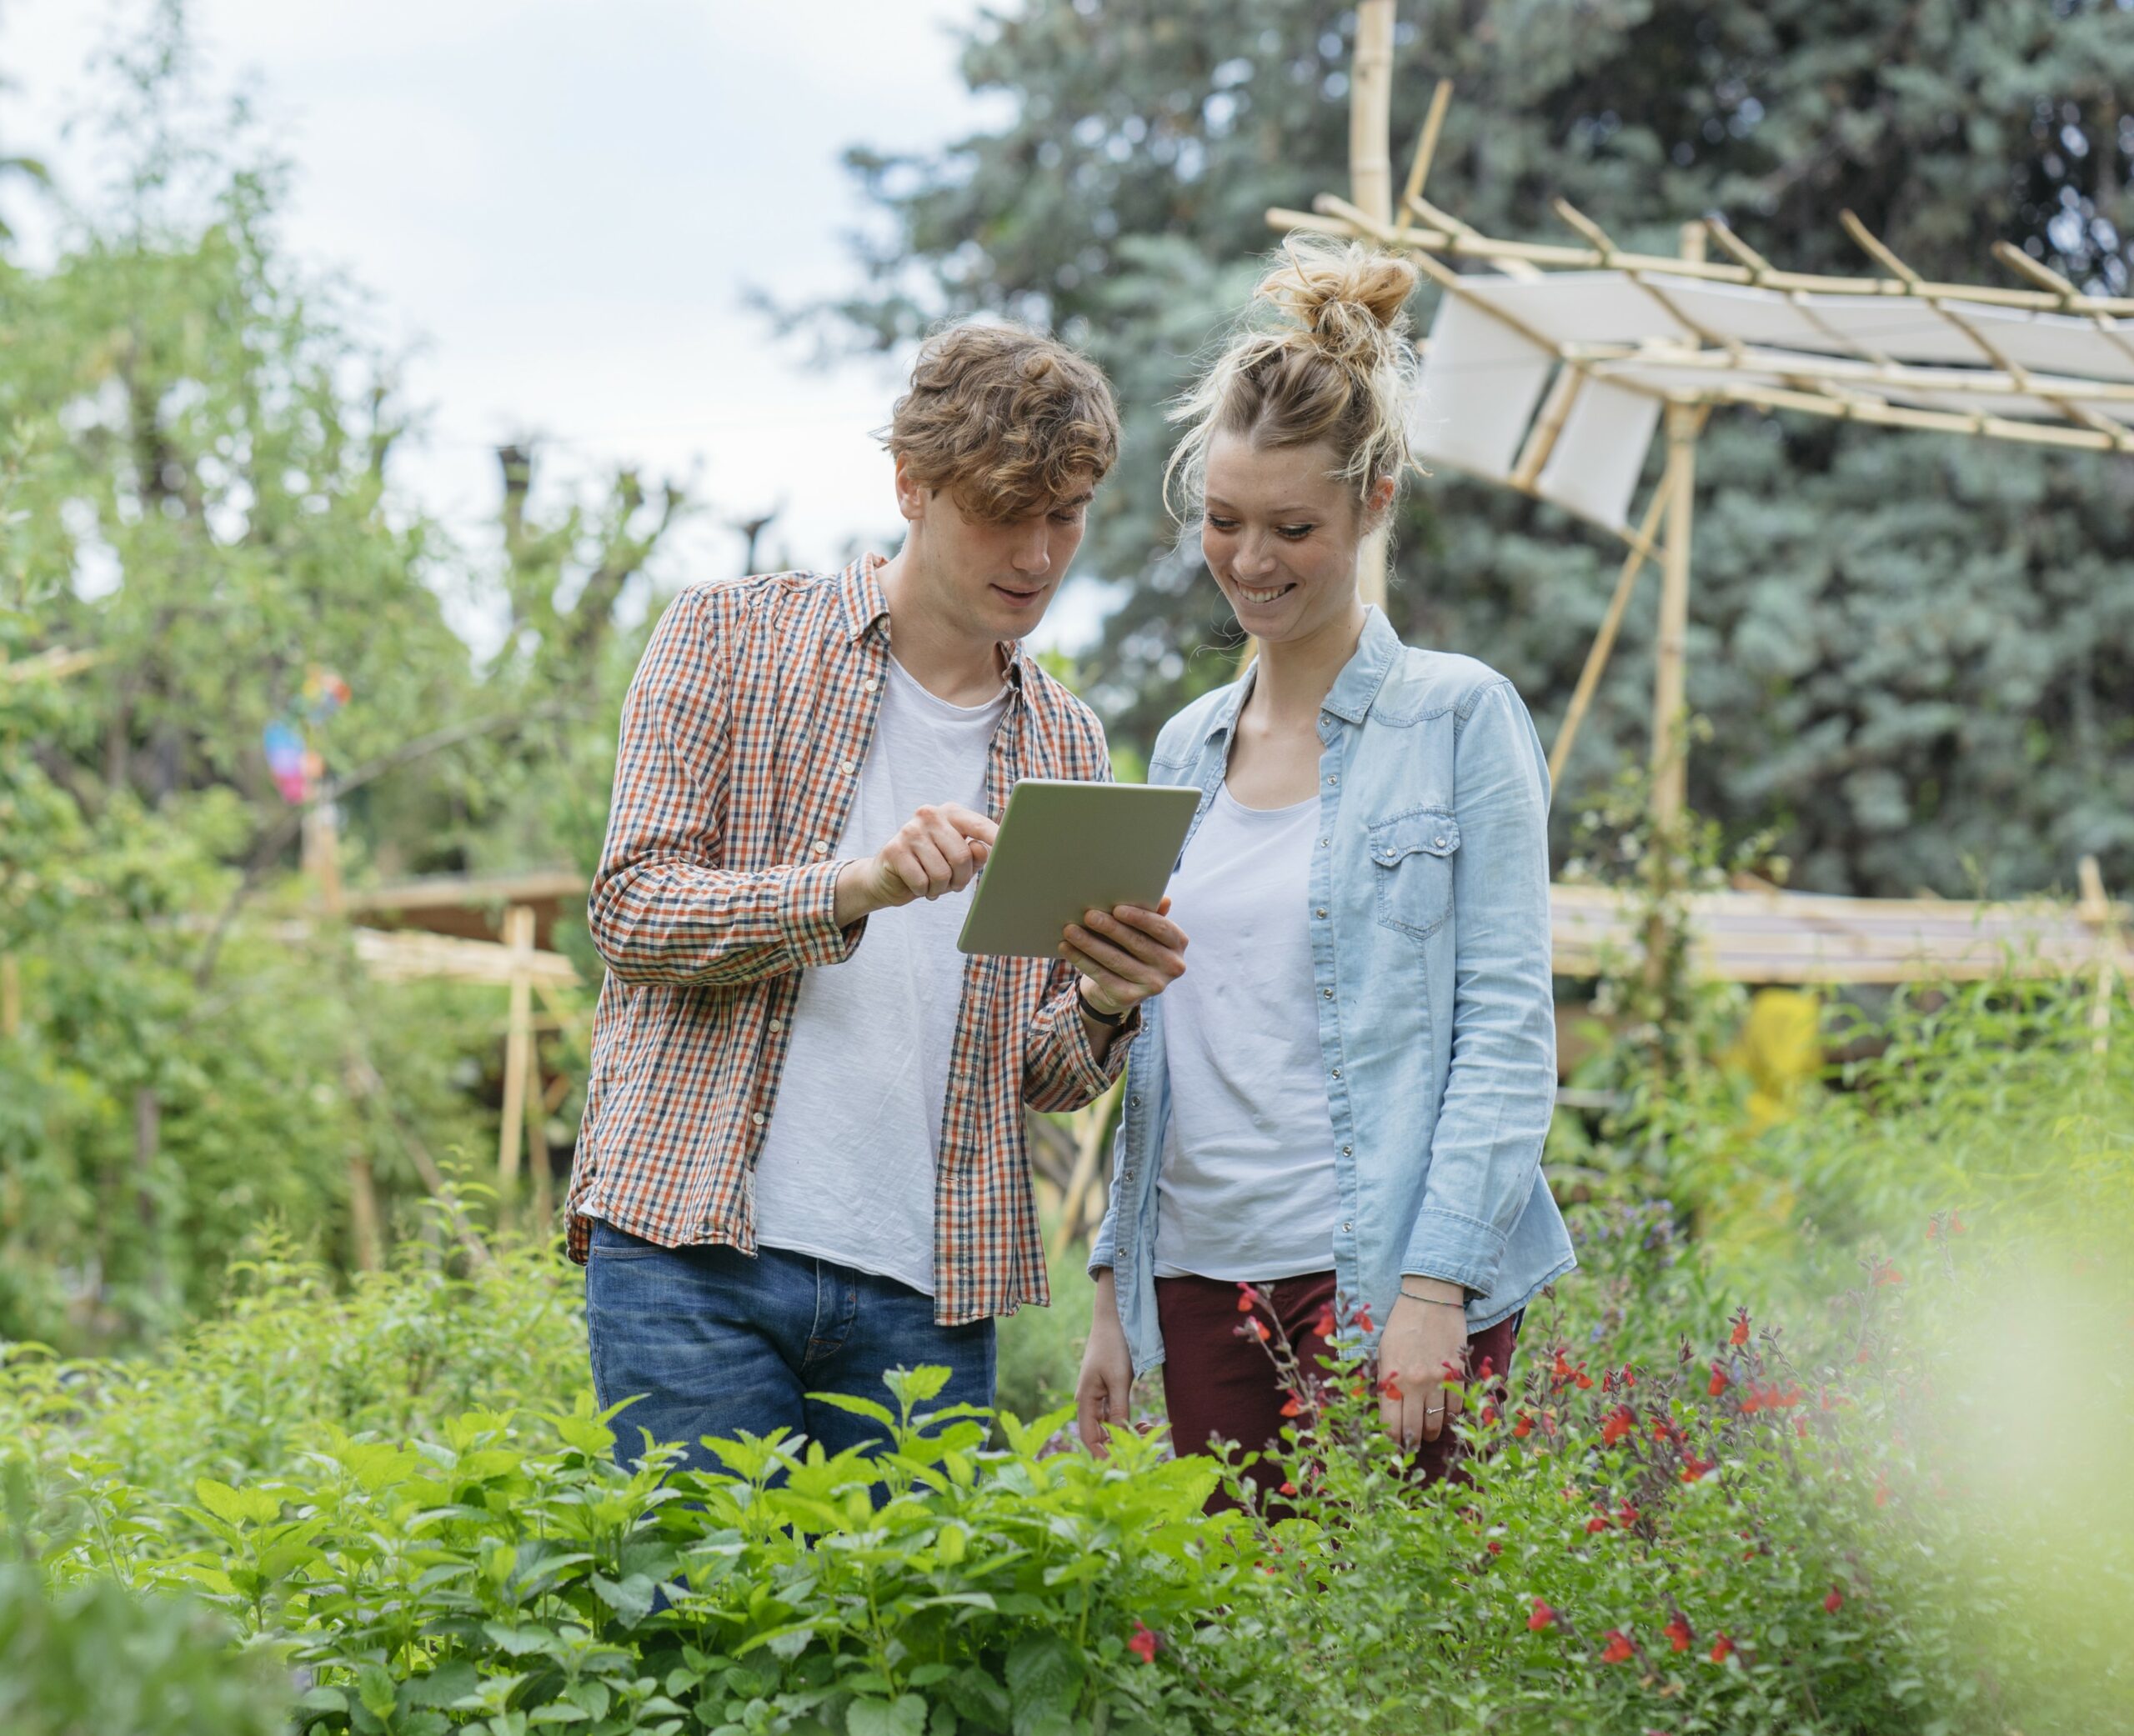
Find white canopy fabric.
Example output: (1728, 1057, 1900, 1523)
(1412, 268, 2134, 532)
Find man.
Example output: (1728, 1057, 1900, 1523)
(568, 323, 1187, 1470)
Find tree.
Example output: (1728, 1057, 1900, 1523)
(809, 0, 2134, 897)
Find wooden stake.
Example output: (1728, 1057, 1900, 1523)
(1651, 222, 1706, 828)
(2079, 855, 2119, 1056)
(496, 903, 535, 1226)
(1050, 1080, 1122, 1259)
(303, 803, 343, 914)
(1393, 78, 1455, 241)
(526, 1032, 554, 1230)
(1350, 0, 1397, 610)
(0, 954, 18, 1040)
(348, 1152, 382, 1271)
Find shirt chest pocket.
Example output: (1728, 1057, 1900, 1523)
(1366, 809, 1460, 940)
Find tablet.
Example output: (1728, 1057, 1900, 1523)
(956, 778, 1200, 958)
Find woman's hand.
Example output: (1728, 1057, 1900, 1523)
(1075, 1269, 1135, 1458)
(1377, 1279, 1471, 1448)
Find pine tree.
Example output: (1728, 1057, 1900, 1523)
(811, 0, 2134, 896)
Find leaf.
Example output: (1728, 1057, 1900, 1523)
(400, 1661, 479, 1708)
(590, 1571, 656, 1625)
(194, 1477, 280, 1526)
(944, 1667, 1010, 1730)
(929, 1703, 959, 1736)
(355, 1662, 398, 1721)
(1005, 1634, 1085, 1736)
(483, 1620, 560, 1657)
(808, 1392, 897, 1429)
(847, 1694, 929, 1736)
(884, 1365, 953, 1408)
(296, 1686, 348, 1714)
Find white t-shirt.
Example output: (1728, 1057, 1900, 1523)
(751, 656, 1007, 1294)
(1152, 783, 1342, 1281)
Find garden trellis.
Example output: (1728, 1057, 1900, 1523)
(1261, 0, 2133, 997)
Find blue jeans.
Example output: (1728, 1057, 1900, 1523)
(582, 1220, 996, 1477)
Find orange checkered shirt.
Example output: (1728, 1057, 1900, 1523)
(566, 555, 1133, 1324)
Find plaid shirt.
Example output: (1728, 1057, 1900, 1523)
(566, 555, 1132, 1323)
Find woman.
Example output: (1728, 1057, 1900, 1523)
(1070, 241, 1575, 1490)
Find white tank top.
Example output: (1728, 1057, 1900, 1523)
(1152, 782, 1341, 1281)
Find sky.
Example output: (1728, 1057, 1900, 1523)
(0, 0, 1116, 654)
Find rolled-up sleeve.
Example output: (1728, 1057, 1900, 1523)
(587, 593, 864, 986)
(1402, 680, 1556, 1295)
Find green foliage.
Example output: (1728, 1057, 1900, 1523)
(0, 1557, 291, 1736)
(814, 0, 2134, 897)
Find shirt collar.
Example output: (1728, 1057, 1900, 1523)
(840, 553, 1029, 691)
(1200, 603, 1402, 747)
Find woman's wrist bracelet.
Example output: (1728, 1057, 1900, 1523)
(1399, 1286, 1466, 1308)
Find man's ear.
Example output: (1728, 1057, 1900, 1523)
(892, 453, 929, 525)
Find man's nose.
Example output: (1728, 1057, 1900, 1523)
(1009, 522, 1053, 574)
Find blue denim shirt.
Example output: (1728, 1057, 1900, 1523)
(1089, 608, 1576, 1377)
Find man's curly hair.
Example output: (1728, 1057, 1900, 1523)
(884, 322, 1120, 524)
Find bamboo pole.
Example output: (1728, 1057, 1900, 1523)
(1547, 459, 1678, 787)
(1269, 203, 2134, 316)
(1350, 2, 1397, 610)
(496, 903, 535, 1225)
(526, 1032, 554, 1229)
(0, 954, 18, 1040)
(1391, 77, 1455, 243)
(1651, 223, 1706, 829)
(1050, 1080, 1122, 1259)
(2079, 855, 2119, 1056)
(348, 1152, 382, 1271)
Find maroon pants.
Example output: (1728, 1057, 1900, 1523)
(1155, 1269, 1519, 1510)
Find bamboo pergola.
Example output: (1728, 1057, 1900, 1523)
(1255, 1, 2132, 996)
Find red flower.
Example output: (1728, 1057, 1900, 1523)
(1235, 1283, 1261, 1313)
(1600, 1407, 1635, 1447)
(1616, 1500, 1640, 1529)
(1486, 1539, 1503, 1555)
(1874, 1474, 1890, 1508)
(1730, 1308, 1751, 1346)
(1585, 1514, 1610, 1533)
(1876, 1263, 1904, 1287)
(1128, 1620, 1160, 1664)
(1279, 1480, 1298, 1497)
(1711, 1632, 1735, 1663)
(1664, 1613, 1693, 1653)
(1856, 1345, 1872, 1364)
(1245, 1316, 1270, 1343)
(1355, 1304, 1375, 1334)
(1380, 1374, 1405, 1402)
(1480, 1403, 1500, 1425)
(1794, 1416, 1809, 1439)
(1681, 1455, 1716, 1483)
(1709, 1363, 1730, 1398)
(1476, 1355, 1495, 1379)
(1551, 1348, 1575, 1382)
(1512, 1413, 1534, 1439)
(1619, 1364, 1636, 1389)
(1527, 1598, 1556, 1632)
(1575, 1369, 1595, 1390)
(1280, 1396, 1303, 1418)
(1600, 1628, 1636, 1665)
(1949, 1211, 1966, 1236)
(1312, 1302, 1338, 1339)
(1823, 1586, 1844, 1614)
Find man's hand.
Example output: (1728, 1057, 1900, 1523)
(834, 803, 999, 925)
(1059, 898, 1188, 1020)
(1075, 1268, 1135, 1458)
(1377, 1278, 1472, 1448)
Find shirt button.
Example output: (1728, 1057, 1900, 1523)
(1342, 1220, 1354, 1233)
(1318, 838, 1330, 848)
(811, 840, 829, 855)
(1435, 834, 1448, 848)
(1321, 987, 1334, 999)
(1315, 907, 1328, 918)
(1327, 774, 1339, 786)
(769, 1018, 784, 1033)
(841, 759, 857, 774)
(1129, 1096, 1141, 1108)
(863, 678, 879, 693)
(1330, 1067, 1341, 1079)
(1341, 1143, 1353, 1156)
(752, 1113, 766, 1127)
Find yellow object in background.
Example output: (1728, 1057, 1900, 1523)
(1722, 988, 1825, 1131)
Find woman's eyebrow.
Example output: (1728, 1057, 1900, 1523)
(1205, 494, 1319, 517)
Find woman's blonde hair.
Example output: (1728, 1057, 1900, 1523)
(1164, 239, 1419, 525)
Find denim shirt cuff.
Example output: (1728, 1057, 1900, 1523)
(1402, 1207, 1509, 1298)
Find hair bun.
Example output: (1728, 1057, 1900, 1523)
(1255, 239, 1417, 370)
